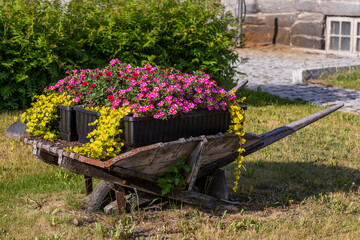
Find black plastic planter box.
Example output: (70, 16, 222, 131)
(58, 105, 78, 141)
(123, 109, 234, 149)
(74, 105, 101, 144)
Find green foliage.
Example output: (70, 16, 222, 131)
(157, 156, 191, 195)
(0, 0, 239, 110)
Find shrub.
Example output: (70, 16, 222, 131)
(0, 0, 239, 110)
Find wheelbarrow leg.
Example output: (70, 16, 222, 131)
(84, 176, 93, 195)
(114, 186, 127, 212)
(195, 169, 229, 200)
(206, 169, 229, 200)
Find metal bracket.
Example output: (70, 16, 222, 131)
(58, 150, 64, 166)
(32, 144, 38, 156)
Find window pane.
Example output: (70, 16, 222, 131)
(341, 22, 351, 35)
(330, 37, 339, 50)
(341, 37, 351, 51)
(357, 23, 360, 36)
(357, 38, 360, 52)
(331, 21, 340, 34)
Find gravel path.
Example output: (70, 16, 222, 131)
(235, 45, 360, 113)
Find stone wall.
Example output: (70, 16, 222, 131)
(221, 0, 360, 49)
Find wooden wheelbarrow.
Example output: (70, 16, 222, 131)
(4, 100, 343, 212)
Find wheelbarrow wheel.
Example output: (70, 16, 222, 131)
(86, 180, 115, 214)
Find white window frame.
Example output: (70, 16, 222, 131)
(355, 19, 360, 52)
(326, 17, 360, 53)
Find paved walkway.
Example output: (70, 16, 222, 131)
(234, 44, 360, 113)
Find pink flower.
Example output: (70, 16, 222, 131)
(169, 108, 177, 115)
(182, 106, 190, 113)
(157, 101, 164, 107)
(154, 110, 165, 119)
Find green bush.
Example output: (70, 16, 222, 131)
(0, 0, 239, 110)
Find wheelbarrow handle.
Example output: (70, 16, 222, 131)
(245, 103, 344, 156)
(229, 79, 248, 94)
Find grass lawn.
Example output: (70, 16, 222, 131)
(1, 89, 360, 239)
(308, 67, 360, 90)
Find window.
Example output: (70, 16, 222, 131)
(326, 17, 360, 53)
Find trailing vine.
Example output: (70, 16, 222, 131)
(69, 106, 133, 160)
(227, 91, 246, 192)
(20, 93, 74, 140)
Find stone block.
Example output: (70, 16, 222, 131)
(255, 0, 296, 13)
(264, 14, 298, 28)
(296, 1, 360, 16)
(297, 12, 325, 22)
(243, 25, 291, 45)
(275, 28, 291, 45)
(291, 36, 325, 49)
(291, 22, 325, 38)
(243, 25, 273, 44)
(243, 0, 258, 14)
(244, 14, 267, 26)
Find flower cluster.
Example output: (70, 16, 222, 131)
(227, 91, 246, 192)
(46, 59, 238, 120)
(20, 93, 74, 140)
(68, 106, 133, 160)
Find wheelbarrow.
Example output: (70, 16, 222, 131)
(4, 82, 344, 212)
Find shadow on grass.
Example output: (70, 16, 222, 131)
(237, 87, 306, 107)
(245, 83, 360, 106)
(233, 160, 360, 210)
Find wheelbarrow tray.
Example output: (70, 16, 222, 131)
(4, 103, 343, 210)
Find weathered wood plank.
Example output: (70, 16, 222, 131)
(149, 141, 198, 166)
(129, 160, 180, 177)
(230, 80, 248, 95)
(186, 137, 207, 190)
(111, 165, 158, 182)
(35, 149, 58, 166)
(111, 147, 160, 169)
(115, 188, 127, 212)
(201, 151, 239, 166)
(59, 156, 237, 210)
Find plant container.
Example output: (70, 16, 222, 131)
(58, 105, 78, 141)
(123, 109, 238, 149)
(74, 105, 101, 143)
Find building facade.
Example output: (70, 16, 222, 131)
(222, 0, 360, 53)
